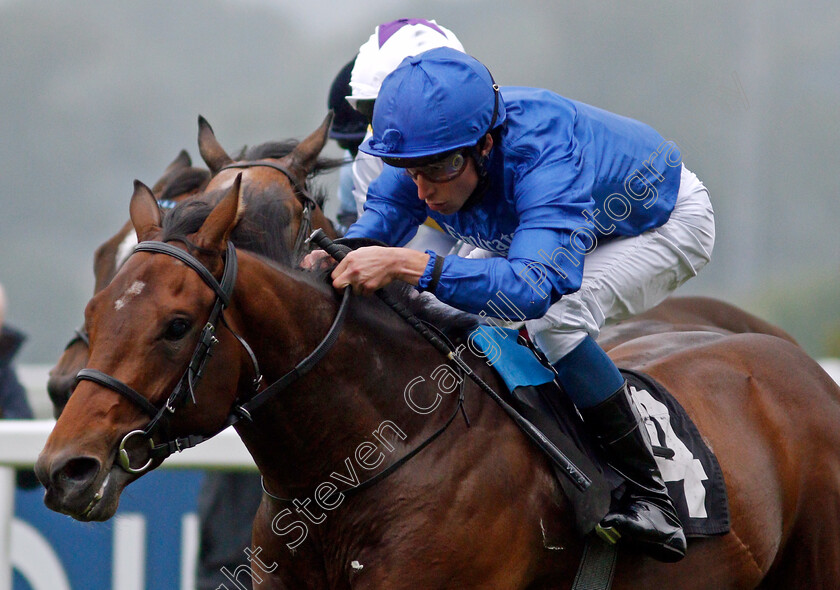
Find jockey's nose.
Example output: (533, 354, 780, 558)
(415, 175, 436, 202)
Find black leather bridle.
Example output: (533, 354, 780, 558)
(60, 163, 317, 359)
(218, 160, 318, 258)
(74, 239, 350, 474)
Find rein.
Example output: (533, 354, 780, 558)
(262, 323, 470, 503)
(310, 230, 592, 492)
(218, 160, 318, 257)
(73, 237, 469, 502)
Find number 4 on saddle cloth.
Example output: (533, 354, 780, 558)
(468, 326, 730, 538)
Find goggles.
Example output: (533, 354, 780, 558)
(384, 149, 469, 183)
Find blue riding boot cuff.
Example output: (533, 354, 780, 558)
(551, 335, 624, 409)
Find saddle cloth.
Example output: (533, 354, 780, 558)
(468, 326, 730, 537)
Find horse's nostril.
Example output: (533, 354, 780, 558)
(53, 456, 100, 489)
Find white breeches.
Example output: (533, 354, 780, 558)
(525, 165, 716, 363)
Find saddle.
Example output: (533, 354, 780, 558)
(468, 325, 730, 538)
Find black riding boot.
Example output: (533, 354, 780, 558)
(580, 381, 687, 562)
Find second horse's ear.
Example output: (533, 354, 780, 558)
(194, 173, 245, 251)
(198, 115, 233, 174)
(129, 180, 162, 242)
(288, 112, 333, 182)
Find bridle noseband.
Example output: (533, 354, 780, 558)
(75, 241, 252, 473)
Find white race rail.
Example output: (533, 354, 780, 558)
(0, 420, 255, 590)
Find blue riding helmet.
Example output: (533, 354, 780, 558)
(360, 47, 506, 160)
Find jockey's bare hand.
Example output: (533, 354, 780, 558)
(301, 249, 334, 271)
(331, 246, 430, 296)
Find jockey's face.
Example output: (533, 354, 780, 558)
(412, 134, 493, 216)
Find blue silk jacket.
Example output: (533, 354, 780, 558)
(345, 87, 682, 319)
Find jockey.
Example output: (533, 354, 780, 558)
(315, 47, 716, 562)
(346, 18, 469, 256)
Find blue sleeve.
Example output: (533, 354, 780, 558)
(420, 137, 595, 320)
(344, 165, 426, 247)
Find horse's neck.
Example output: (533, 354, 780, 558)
(231, 254, 444, 490)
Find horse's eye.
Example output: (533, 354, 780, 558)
(164, 318, 191, 341)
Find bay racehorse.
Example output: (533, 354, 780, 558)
(195, 114, 340, 263)
(46, 115, 340, 417)
(36, 181, 840, 588)
(46, 150, 210, 416)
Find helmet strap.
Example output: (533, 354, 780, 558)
(460, 141, 492, 211)
(460, 77, 501, 210)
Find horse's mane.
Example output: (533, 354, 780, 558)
(159, 168, 211, 202)
(235, 140, 345, 209)
(161, 193, 295, 267)
(162, 197, 480, 342)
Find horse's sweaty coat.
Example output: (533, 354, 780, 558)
(36, 116, 840, 589)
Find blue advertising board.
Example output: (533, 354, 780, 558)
(12, 470, 204, 590)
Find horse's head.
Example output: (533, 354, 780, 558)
(36, 178, 251, 521)
(46, 115, 338, 420)
(46, 152, 211, 418)
(197, 113, 339, 261)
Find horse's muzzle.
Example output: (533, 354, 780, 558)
(35, 451, 107, 518)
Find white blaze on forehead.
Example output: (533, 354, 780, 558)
(114, 280, 146, 311)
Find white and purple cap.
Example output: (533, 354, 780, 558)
(347, 18, 465, 106)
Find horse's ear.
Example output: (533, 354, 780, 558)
(151, 149, 193, 194)
(288, 112, 333, 181)
(166, 149, 192, 173)
(197, 115, 233, 174)
(129, 180, 162, 242)
(195, 173, 245, 251)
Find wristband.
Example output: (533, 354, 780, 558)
(426, 253, 445, 294)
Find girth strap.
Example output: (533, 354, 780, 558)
(571, 535, 618, 590)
